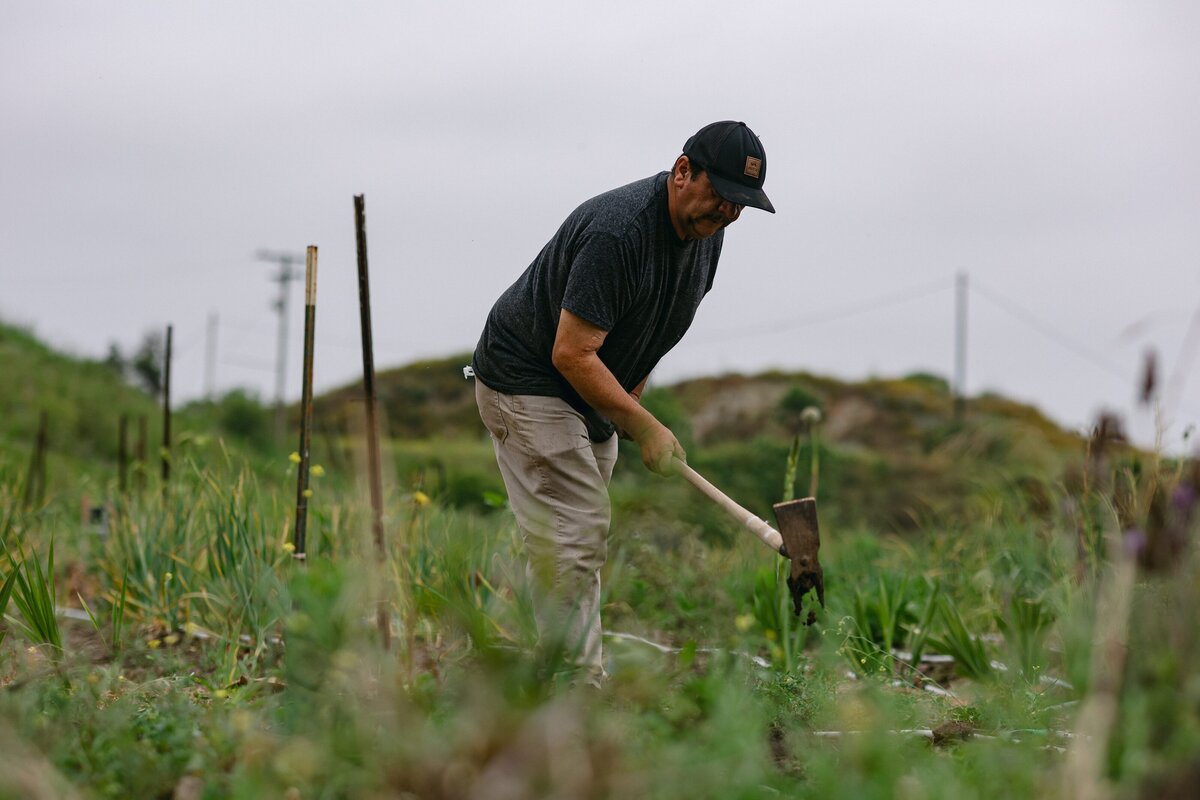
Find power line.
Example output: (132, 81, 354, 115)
(970, 279, 1131, 385)
(695, 276, 954, 343)
(221, 354, 276, 372)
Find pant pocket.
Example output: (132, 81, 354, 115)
(512, 395, 592, 453)
(475, 381, 509, 443)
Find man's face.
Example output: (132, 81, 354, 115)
(673, 163, 743, 240)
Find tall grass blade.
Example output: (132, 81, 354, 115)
(0, 563, 18, 648)
(782, 433, 801, 504)
(1, 538, 63, 656)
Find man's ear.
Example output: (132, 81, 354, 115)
(672, 155, 691, 186)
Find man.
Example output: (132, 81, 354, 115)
(472, 121, 775, 683)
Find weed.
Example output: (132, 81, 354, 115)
(1, 537, 63, 658)
(996, 592, 1053, 681)
(931, 595, 993, 681)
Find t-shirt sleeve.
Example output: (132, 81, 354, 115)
(560, 233, 636, 332)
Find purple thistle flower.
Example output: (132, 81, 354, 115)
(1171, 483, 1196, 514)
(1123, 528, 1147, 557)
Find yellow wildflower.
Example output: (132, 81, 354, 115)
(148, 639, 161, 649)
(215, 689, 229, 699)
(283, 542, 296, 553)
(734, 614, 755, 632)
(302, 489, 313, 498)
(164, 633, 180, 646)
(289, 452, 301, 464)
(311, 464, 325, 477)
(163, 572, 173, 583)
(414, 490, 431, 507)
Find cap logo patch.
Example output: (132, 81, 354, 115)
(744, 156, 762, 178)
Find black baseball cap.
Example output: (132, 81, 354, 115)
(683, 121, 775, 213)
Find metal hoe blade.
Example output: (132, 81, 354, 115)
(772, 497, 824, 623)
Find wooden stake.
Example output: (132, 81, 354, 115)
(293, 246, 318, 560)
(354, 194, 391, 650)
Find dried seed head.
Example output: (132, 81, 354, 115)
(1140, 348, 1158, 406)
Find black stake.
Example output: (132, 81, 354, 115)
(354, 194, 391, 650)
(135, 414, 147, 494)
(23, 410, 48, 509)
(161, 324, 173, 499)
(118, 414, 128, 495)
(293, 246, 318, 560)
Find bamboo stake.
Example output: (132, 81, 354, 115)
(161, 324, 173, 499)
(354, 194, 391, 650)
(293, 246, 318, 560)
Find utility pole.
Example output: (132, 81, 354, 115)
(954, 272, 968, 421)
(256, 249, 305, 441)
(204, 311, 218, 401)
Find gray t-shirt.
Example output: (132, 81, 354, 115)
(472, 172, 723, 440)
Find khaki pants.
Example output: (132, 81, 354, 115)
(475, 379, 618, 679)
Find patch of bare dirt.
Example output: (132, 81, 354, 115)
(691, 380, 789, 442)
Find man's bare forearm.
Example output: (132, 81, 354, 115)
(551, 308, 682, 472)
(553, 350, 657, 438)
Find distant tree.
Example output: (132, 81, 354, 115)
(217, 389, 271, 449)
(103, 342, 127, 378)
(778, 384, 822, 431)
(131, 330, 164, 396)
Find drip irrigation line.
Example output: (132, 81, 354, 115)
(695, 276, 954, 343)
(604, 630, 771, 668)
(970, 280, 1132, 385)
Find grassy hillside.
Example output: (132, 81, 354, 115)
(0, 319, 1107, 536)
(307, 353, 480, 440)
(0, 322, 171, 503)
(0, 321, 291, 498)
(309, 355, 1097, 536)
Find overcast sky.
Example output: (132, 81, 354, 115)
(4, 1, 1198, 450)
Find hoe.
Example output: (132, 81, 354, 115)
(674, 458, 824, 621)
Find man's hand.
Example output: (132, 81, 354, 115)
(633, 418, 686, 476)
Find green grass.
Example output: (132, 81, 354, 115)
(1, 434, 1197, 798)
(3, 322, 1200, 797)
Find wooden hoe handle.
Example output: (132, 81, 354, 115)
(673, 458, 785, 554)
